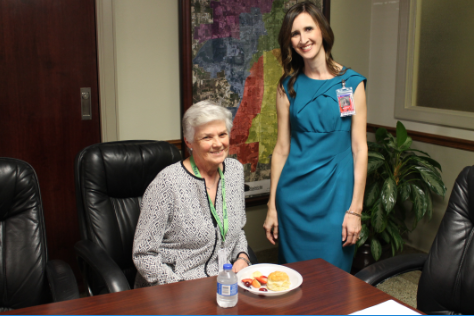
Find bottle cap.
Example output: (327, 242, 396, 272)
(223, 263, 232, 270)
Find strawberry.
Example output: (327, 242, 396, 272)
(251, 279, 261, 288)
(255, 275, 268, 285)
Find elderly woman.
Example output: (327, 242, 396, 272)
(133, 100, 250, 287)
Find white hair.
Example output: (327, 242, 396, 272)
(182, 100, 233, 142)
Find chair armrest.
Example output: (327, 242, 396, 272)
(247, 245, 258, 265)
(46, 260, 80, 302)
(354, 253, 428, 286)
(75, 240, 131, 293)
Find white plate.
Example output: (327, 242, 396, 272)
(236, 263, 303, 296)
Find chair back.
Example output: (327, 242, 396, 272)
(417, 165, 474, 314)
(74, 140, 181, 290)
(0, 158, 51, 310)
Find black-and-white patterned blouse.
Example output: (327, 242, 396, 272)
(133, 158, 248, 287)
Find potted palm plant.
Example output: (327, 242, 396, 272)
(357, 121, 446, 261)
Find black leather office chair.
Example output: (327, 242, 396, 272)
(74, 140, 182, 296)
(0, 158, 79, 311)
(355, 165, 474, 314)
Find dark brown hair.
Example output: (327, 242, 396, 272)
(278, 1, 344, 98)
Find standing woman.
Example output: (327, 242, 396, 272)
(263, 1, 368, 272)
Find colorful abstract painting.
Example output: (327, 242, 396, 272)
(191, 0, 323, 196)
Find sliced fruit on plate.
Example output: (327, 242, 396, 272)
(255, 275, 268, 285)
(241, 278, 253, 283)
(251, 279, 261, 288)
(252, 271, 262, 278)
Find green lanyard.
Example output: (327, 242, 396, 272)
(189, 156, 228, 242)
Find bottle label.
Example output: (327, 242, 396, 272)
(217, 282, 238, 296)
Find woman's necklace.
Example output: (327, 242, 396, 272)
(206, 173, 219, 191)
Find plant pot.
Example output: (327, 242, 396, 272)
(350, 243, 391, 275)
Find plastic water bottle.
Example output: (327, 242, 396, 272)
(216, 263, 238, 308)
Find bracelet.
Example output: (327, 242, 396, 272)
(235, 257, 251, 266)
(346, 210, 362, 218)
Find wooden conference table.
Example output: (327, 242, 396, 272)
(4, 259, 419, 315)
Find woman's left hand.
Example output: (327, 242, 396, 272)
(342, 209, 362, 247)
(232, 255, 250, 273)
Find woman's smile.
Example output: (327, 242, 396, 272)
(299, 43, 313, 52)
(210, 149, 225, 155)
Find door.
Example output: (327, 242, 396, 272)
(0, 0, 101, 278)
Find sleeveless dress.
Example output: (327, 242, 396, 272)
(275, 69, 366, 272)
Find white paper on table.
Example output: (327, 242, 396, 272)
(350, 299, 421, 315)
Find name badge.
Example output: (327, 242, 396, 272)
(218, 247, 227, 272)
(336, 79, 355, 117)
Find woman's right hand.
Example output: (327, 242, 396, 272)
(262, 87, 289, 246)
(263, 207, 279, 245)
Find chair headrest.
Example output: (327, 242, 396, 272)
(77, 140, 181, 198)
(0, 158, 42, 221)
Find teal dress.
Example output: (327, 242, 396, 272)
(276, 69, 366, 272)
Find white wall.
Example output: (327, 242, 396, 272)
(332, 0, 474, 252)
(113, 0, 181, 141)
(330, 0, 371, 78)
